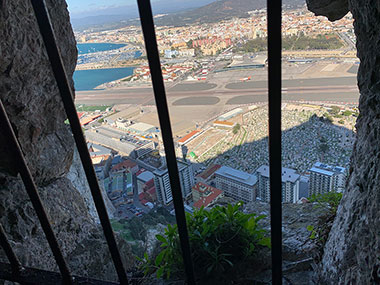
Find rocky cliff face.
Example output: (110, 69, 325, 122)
(0, 0, 134, 281)
(66, 149, 116, 221)
(307, 0, 380, 283)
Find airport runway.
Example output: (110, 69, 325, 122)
(75, 76, 359, 105)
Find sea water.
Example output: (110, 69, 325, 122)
(74, 43, 141, 91)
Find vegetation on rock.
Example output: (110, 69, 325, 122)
(137, 202, 270, 282)
(307, 191, 343, 263)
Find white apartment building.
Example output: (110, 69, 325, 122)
(153, 160, 195, 205)
(309, 162, 346, 196)
(256, 165, 300, 203)
(214, 166, 257, 203)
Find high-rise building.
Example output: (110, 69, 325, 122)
(214, 166, 257, 203)
(256, 165, 300, 203)
(309, 162, 346, 196)
(153, 160, 195, 205)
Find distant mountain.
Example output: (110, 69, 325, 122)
(70, 0, 215, 31)
(71, 0, 305, 31)
(155, 0, 305, 26)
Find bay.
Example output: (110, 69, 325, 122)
(73, 67, 134, 91)
(77, 43, 126, 54)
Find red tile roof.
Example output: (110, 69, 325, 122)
(213, 120, 235, 126)
(192, 182, 223, 209)
(112, 160, 137, 172)
(178, 130, 200, 144)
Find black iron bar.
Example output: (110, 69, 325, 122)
(136, 0, 195, 283)
(29, 1, 129, 284)
(0, 99, 72, 284)
(0, 262, 119, 285)
(267, 0, 283, 284)
(0, 223, 22, 274)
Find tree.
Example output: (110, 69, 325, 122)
(186, 39, 193, 48)
(329, 106, 341, 116)
(233, 123, 241, 134)
(319, 143, 329, 153)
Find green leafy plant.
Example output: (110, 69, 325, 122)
(309, 191, 343, 215)
(232, 123, 241, 135)
(307, 191, 343, 263)
(138, 202, 270, 282)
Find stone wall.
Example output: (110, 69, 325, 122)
(0, 0, 134, 281)
(307, 0, 380, 283)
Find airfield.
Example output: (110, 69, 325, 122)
(75, 60, 360, 137)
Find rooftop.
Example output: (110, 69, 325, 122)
(213, 120, 235, 126)
(309, 167, 334, 176)
(215, 166, 257, 186)
(193, 182, 223, 209)
(256, 165, 300, 183)
(197, 164, 222, 180)
(137, 170, 154, 182)
(312, 162, 346, 174)
(127, 122, 156, 133)
(111, 159, 137, 172)
(178, 130, 201, 144)
(88, 142, 112, 157)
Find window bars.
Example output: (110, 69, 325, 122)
(0, 0, 283, 284)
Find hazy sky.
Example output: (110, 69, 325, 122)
(66, 0, 136, 15)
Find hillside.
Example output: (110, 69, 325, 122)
(73, 0, 305, 31)
(155, 0, 305, 26)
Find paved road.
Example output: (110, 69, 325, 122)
(75, 76, 359, 105)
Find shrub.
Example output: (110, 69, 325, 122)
(137, 202, 270, 281)
(232, 123, 241, 134)
(307, 191, 343, 262)
(342, 110, 352, 116)
(309, 191, 343, 215)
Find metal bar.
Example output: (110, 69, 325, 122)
(0, 223, 22, 274)
(136, 0, 195, 283)
(29, 1, 129, 284)
(0, 262, 119, 285)
(267, 0, 283, 284)
(0, 100, 72, 284)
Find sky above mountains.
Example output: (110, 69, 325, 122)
(66, 0, 140, 17)
(66, 0, 213, 18)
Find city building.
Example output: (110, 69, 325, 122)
(88, 142, 112, 157)
(309, 162, 346, 195)
(214, 166, 257, 203)
(136, 169, 154, 194)
(92, 155, 112, 180)
(133, 141, 156, 158)
(192, 182, 224, 209)
(110, 159, 138, 175)
(218, 108, 243, 121)
(104, 171, 133, 203)
(256, 165, 300, 203)
(153, 160, 195, 205)
(88, 143, 113, 180)
(213, 120, 236, 129)
(127, 122, 156, 136)
(196, 164, 221, 183)
(177, 130, 201, 145)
